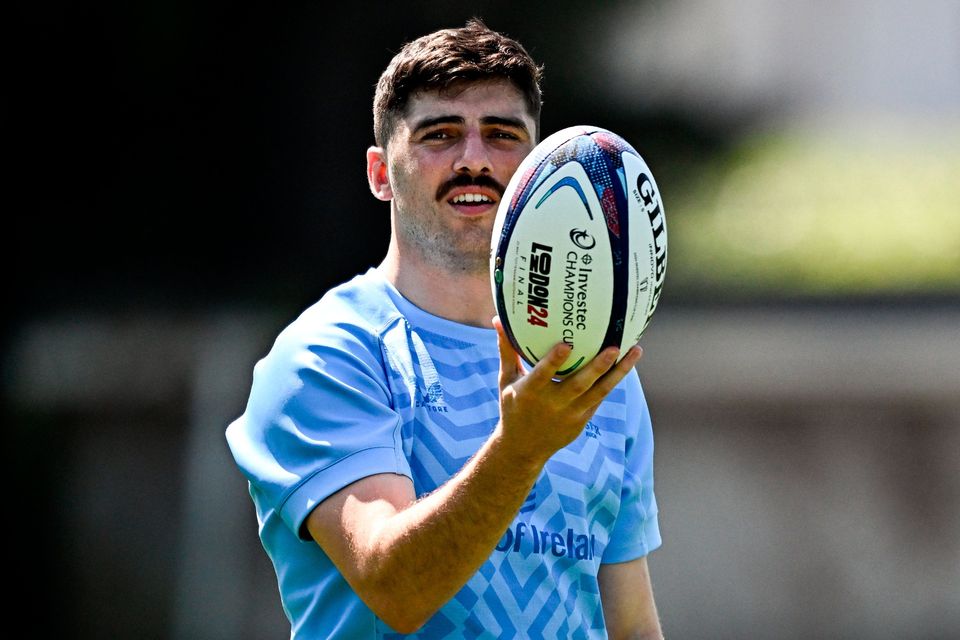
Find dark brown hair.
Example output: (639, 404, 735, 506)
(373, 18, 544, 147)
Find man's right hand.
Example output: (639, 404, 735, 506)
(492, 316, 643, 467)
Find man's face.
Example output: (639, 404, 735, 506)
(384, 79, 536, 275)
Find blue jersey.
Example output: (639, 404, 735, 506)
(225, 268, 660, 638)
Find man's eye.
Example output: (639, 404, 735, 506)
(490, 130, 520, 140)
(423, 130, 452, 140)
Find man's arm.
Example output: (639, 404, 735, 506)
(306, 318, 643, 633)
(306, 444, 539, 634)
(598, 556, 664, 640)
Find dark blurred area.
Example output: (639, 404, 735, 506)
(6, 2, 958, 639)
(7, 1, 725, 322)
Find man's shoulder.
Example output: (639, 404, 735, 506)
(298, 268, 403, 334)
(259, 269, 402, 366)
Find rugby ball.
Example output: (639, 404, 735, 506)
(490, 125, 667, 376)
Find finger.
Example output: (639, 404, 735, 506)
(576, 345, 644, 408)
(561, 345, 621, 396)
(525, 340, 574, 388)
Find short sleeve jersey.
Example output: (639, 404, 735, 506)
(225, 268, 660, 639)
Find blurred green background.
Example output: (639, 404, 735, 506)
(666, 122, 960, 299)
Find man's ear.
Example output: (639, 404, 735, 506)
(366, 146, 393, 201)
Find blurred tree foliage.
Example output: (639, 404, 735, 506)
(664, 123, 960, 302)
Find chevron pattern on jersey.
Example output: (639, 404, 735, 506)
(375, 316, 643, 638)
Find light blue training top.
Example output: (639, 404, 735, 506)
(225, 267, 661, 639)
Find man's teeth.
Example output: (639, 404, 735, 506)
(451, 193, 492, 204)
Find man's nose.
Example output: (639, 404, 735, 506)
(454, 130, 492, 175)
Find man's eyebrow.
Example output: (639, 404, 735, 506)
(480, 116, 529, 133)
(410, 115, 530, 135)
(411, 116, 464, 134)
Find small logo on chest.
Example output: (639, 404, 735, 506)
(415, 381, 448, 412)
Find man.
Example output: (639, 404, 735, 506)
(226, 18, 663, 639)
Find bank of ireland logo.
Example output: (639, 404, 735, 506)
(570, 228, 595, 250)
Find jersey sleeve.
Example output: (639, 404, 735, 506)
(601, 372, 662, 562)
(226, 319, 411, 541)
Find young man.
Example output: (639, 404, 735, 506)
(226, 19, 663, 639)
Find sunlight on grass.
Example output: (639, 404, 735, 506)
(665, 123, 960, 299)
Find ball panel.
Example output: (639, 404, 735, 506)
(503, 127, 596, 222)
(496, 159, 614, 374)
(621, 151, 667, 346)
(579, 134, 635, 358)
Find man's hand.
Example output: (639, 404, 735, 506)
(493, 316, 643, 466)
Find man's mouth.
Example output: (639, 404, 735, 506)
(449, 193, 495, 205)
(437, 173, 507, 206)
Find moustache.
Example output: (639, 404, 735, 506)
(436, 173, 506, 202)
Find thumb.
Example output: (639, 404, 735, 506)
(492, 316, 524, 387)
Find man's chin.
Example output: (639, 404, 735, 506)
(431, 245, 490, 275)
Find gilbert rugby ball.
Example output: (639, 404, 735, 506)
(490, 125, 667, 376)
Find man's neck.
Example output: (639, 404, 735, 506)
(378, 249, 496, 328)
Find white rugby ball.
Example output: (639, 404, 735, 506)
(490, 125, 667, 376)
